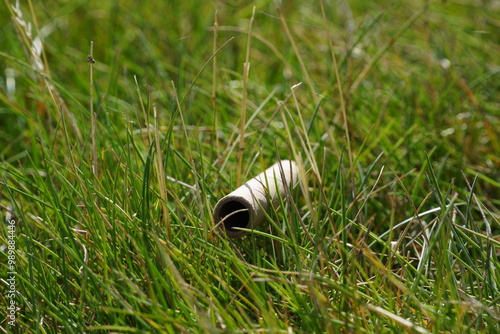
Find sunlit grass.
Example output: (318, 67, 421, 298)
(1, 0, 499, 333)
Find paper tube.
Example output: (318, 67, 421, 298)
(213, 160, 299, 238)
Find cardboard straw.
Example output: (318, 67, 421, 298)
(213, 160, 299, 238)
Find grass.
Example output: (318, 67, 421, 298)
(1, 0, 499, 333)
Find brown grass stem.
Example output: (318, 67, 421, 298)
(236, 6, 255, 186)
(89, 41, 98, 178)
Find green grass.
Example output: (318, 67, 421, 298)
(1, 0, 499, 333)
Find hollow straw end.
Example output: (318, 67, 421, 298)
(213, 195, 255, 238)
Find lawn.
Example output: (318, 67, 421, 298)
(1, 0, 499, 333)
